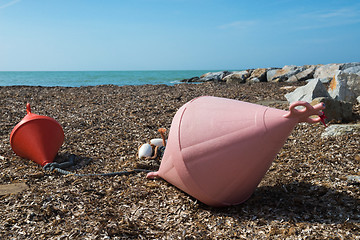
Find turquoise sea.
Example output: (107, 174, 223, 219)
(0, 70, 215, 87)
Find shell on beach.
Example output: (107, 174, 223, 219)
(147, 96, 325, 207)
(150, 138, 167, 147)
(138, 143, 153, 159)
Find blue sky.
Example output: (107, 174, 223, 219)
(0, 0, 359, 71)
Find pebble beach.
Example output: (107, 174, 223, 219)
(1, 82, 359, 239)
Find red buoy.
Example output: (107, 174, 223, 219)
(10, 103, 64, 166)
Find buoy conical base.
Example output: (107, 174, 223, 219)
(10, 104, 64, 166)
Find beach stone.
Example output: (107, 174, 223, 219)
(250, 68, 269, 82)
(328, 70, 360, 103)
(199, 71, 229, 82)
(340, 62, 360, 74)
(313, 63, 341, 81)
(306, 78, 330, 83)
(306, 78, 332, 84)
(269, 65, 304, 82)
(311, 97, 353, 122)
(181, 76, 200, 82)
(200, 72, 211, 78)
(266, 69, 277, 82)
(321, 124, 360, 138)
(285, 79, 330, 104)
(287, 65, 316, 82)
(224, 70, 250, 84)
(280, 86, 297, 91)
(249, 77, 260, 83)
(347, 175, 360, 184)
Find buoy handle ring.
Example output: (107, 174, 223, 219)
(284, 101, 325, 124)
(26, 103, 31, 114)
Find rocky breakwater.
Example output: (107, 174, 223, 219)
(182, 62, 360, 124)
(183, 63, 360, 186)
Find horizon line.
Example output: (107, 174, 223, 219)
(0, 69, 235, 72)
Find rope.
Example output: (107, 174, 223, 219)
(43, 154, 151, 177)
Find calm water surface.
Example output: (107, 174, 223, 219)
(0, 70, 217, 87)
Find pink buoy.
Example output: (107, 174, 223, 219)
(147, 96, 325, 207)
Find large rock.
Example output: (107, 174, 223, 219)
(328, 70, 360, 103)
(340, 62, 360, 74)
(266, 69, 278, 82)
(307, 78, 332, 84)
(321, 124, 360, 138)
(180, 76, 200, 83)
(311, 97, 353, 122)
(269, 65, 304, 82)
(250, 68, 269, 82)
(223, 70, 250, 84)
(287, 65, 316, 82)
(285, 79, 330, 104)
(313, 63, 341, 81)
(199, 71, 230, 82)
